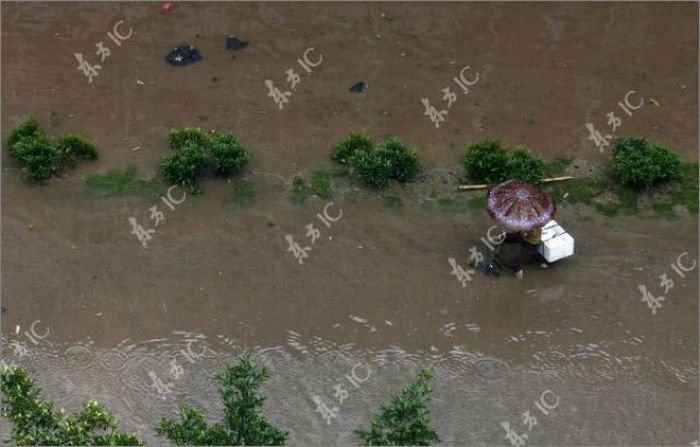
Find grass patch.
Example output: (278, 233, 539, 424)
(669, 162, 698, 214)
(544, 157, 574, 177)
(311, 170, 332, 199)
(85, 167, 161, 197)
(384, 195, 403, 209)
(436, 197, 485, 213)
(230, 180, 256, 206)
(290, 175, 313, 203)
(550, 178, 607, 205)
(652, 201, 676, 219)
(595, 187, 638, 217)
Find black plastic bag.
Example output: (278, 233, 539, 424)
(165, 43, 202, 66)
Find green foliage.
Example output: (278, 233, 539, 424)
(9, 133, 58, 183)
(671, 162, 699, 214)
(352, 137, 421, 189)
(463, 138, 509, 184)
(311, 170, 333, 199)
(6, 117, 98, 184)
(595, 187, 639, 217)
(290, 175, 313, 202)
(230, 180, 257, 206)
(331, 132, 374, 164)
(168, 127, 210, 151)
(162, 127, 250, 193)
(505, 145, 546, 184)
(86, 166, 161, 197)
(356, 369, 440, 446)
(209, 133, 250, 176)
(161, 143, 209, 193)
(551, 178, 607, 205)
(0, 365, 142, 446)
(544, 157, 573, 177)
(611, 137, 681, 189)
(7, 116, 41, 149)
(55, 134, 98, 166)
(376, 137, 421, 183)
(353, 150, 394, 189)
(156, 355, 288, 446)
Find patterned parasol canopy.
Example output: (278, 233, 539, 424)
(486, 179, 555, 231)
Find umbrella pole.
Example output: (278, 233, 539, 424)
(458, 176, 573, 191)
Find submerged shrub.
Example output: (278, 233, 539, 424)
(209, 133, 250, 175)
(375, 137, 421, 182)
(352, 137, 421, 189)
(161, 143, 209, 192)
(55, 134, 98, 166)
(9, 133, 58, 183)
(6, 116, 41, 149)
(331, 132, 374, 165)
(6, 117, 98, 184)
(352, 150, 394, 189)
(168, 127, 210, 150)
(612, 137, 681, 189)
(464, 138, 509, 183)
(505, 145, 546, 184)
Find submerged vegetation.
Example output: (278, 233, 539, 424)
(86, 166, 161, 197)
(161, 127, 250, 194)
(331, 133, 422, 189)
(463, 138, 546, 184)
(6, 116, 98, 183)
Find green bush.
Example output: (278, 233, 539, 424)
(10, 133, 58, 183)
(611, 137, 681, 189)
(161, 143, 209, 192)
(352, 137, 421, 189)
(331, 132, 374, 164)
(505, 145, 546, 184)
(353, 150, 394, 189)
(356, 369, 440, 446)
(376, 137, 421, 182)
(168, 127, 210, 150)
(55, 133, 98, 166)
(7, 117, 99, 183)
(6, 116, 41, 149)
(464, 138, 509, 183)
(209, 133, 250, 175)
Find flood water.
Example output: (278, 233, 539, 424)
(1, 2, 698, 446)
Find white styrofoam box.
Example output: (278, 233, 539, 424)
(541, 219, 567, 242)
(537, 220, 575, 262)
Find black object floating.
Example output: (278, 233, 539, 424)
(166, 43, 202, 66)
(226, 36, 249, 51)
(350, 81, 367, 93)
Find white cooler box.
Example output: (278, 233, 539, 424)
(537, 220, 574, 263)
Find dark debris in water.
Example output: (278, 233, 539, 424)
(165, 43, 202, 66)
(350, 81, 368, 93)
(226, 36, 249, 51)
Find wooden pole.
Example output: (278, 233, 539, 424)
(457, 176, 573, 191)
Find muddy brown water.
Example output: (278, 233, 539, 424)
(1, 2, 698, 446)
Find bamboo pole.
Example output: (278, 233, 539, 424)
(458, 176, 574, 191)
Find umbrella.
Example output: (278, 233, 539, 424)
(486, 179, 555, 231)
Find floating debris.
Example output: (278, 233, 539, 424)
(226, 36, 249, 51)
(165, 43, 202, 66)
(350, 81, 368, 93)
(160, 2, 173, 12)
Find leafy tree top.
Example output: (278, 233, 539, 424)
(156, 355, 288, 446)
(356, 369, 440, 446)
(0, 365, 142, 446)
